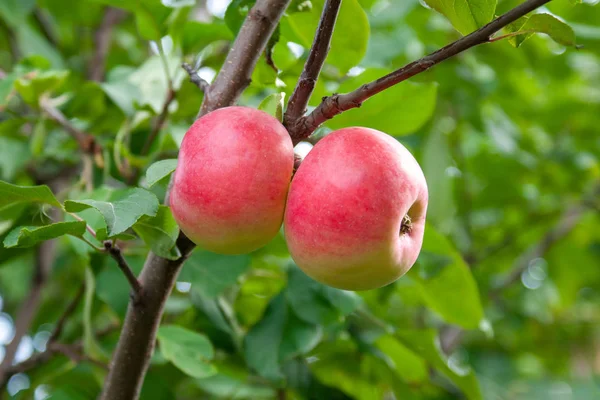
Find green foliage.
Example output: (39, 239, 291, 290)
(145, 159, 178, 187)
(3, 221, 86, 248)
(64, 188, 159, 238)
(0, 0, 598, 399)
(157, 325, 216, 378)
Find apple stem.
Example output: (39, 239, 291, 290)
(400, 214, 412, 235)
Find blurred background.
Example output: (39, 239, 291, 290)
(1, 0, 599, 399)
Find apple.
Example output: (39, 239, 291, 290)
(170, 106, 294, 254)
(284, 127, 428, 290)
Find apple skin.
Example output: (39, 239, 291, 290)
(284, 127, 428, 290)
(170, 106, 294, 254)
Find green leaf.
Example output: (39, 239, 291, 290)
(506, 13, 577, 48)
(179, 250, 251, 298)
(225, 0, 256, 35)
(283, 0, 370, 74)
(326, 69, 437, 136)
(258, 92, 285, 121)
(0, 0, 36, 27)
(3, 222, 86, 248)
(136, 6, 163, 41)
(409, 224, 485, 329)
(30, 117, 46, 157)
(374, 335, 428, 384)
(423, 0, 496, 35)
(64, 188, 159, 237)
(145, 159, 178, 187)
(0, 137, 29, 181)
(14, 70, 70, 105)
(195, 373, 276, 399)
(0, 181, 61, 209)
(286, 265, 361, 326)
(83, 267, 110, 362)
(244, 293, 321, 381)
(157, 325, 216, 378)
(133, 205, 180, 260)
(396, 329, 482, 400)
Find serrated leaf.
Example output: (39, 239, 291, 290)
(0, 180, 61, 209)
(327, 70, 437, 136)
(146, 159, 178, 187)
(158, 325, 216, 378)
(258, 92, 285, 121)
(506, 13, 577, 48)
(133, 205, 180, 260)
(423, 0, 496, 36)
(3, 221, 87, 248)
(179, 250, 251, 298)
(64, 188, 159, 237)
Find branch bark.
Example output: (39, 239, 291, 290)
(283, 0, 341, 130)
(198, 0, 292, 116)
(288, 0, 553, 143)
(99, 1, 291, 398)
(182, 62, 210, 92)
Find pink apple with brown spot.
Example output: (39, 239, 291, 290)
(170, 106, 294, 254)
(284, 127, 428, 291)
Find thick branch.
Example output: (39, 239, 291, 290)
(89, 7, 127, 82)
(103, 241, 143, 303)
(182, 62, 210, 92)
(283, 0, 341, 129)
(290, 0, 553, 143)
(199, 0, 292, 116)
(99, 1, 291, 399)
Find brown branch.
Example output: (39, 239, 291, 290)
(49, 283, 86, 343)
(89, 7, 127, 82)
(140, 88, 176, 156)
(198, 0, 292, 116)
(283, 0, 341, 130)
(289, 0, 553, 143)
(182, 62, 210, 92)
(103, 241, 143, 304)
(39, 98, 99, 154)
(99, 1, 291, 398)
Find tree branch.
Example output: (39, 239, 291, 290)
(48, 283, 86, 343)
(289, 0, 553, 143)
(39, 98, 99, 154)
(140, 88, 176, 156)
(182, 62, 210, 92)
(99, 1, 291, 399)
(103, 241, 143, 303)
(89, 7, 127, 82)
(199, 0, 292, 116)
(283, 0, 341, 129)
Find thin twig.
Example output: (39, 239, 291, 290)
(182, 62, 210, 92)
(140, 89, 176, 156)
(290, 0, 553, 143)
(39, 97, 98, 153)
(103, 241, 143, 303)
(49, 283, 86, 343)
(283, 0, 341, 129)
(89, 7, 127, 82)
